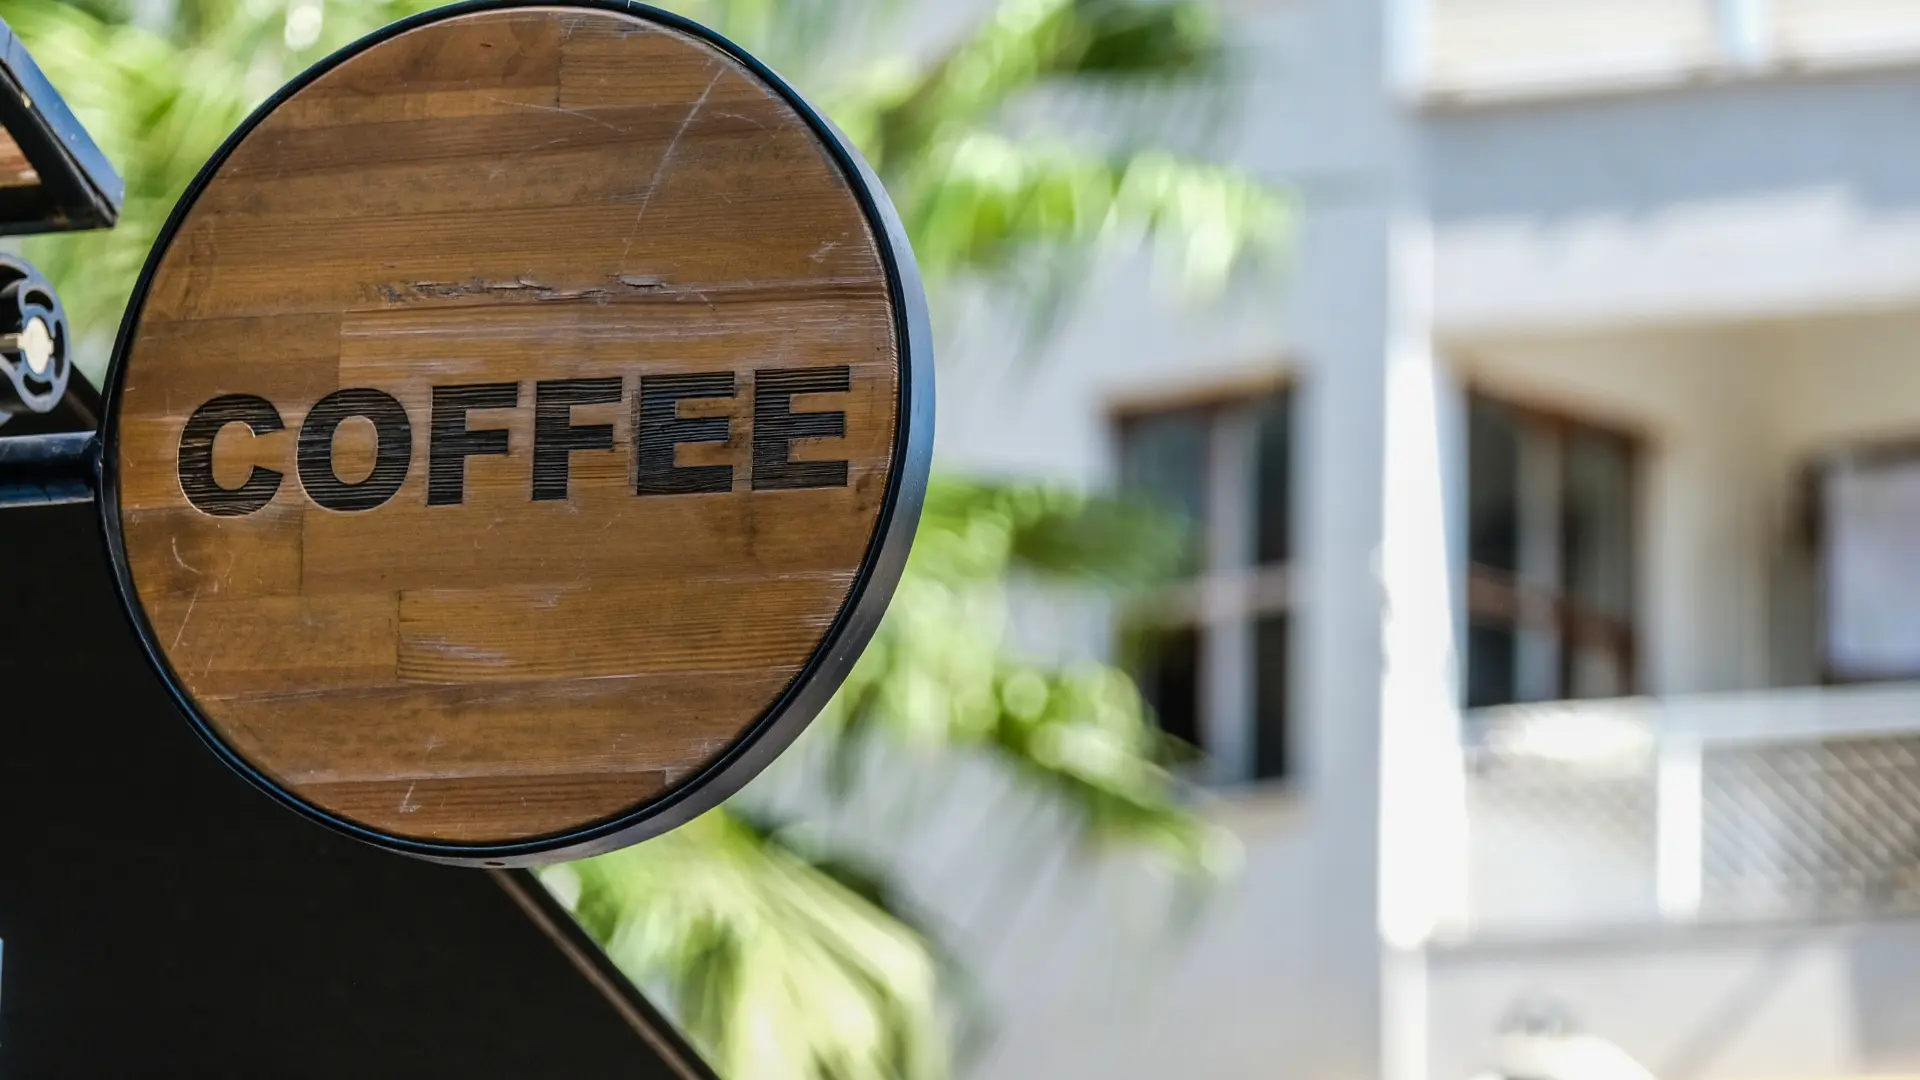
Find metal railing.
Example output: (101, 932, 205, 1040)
(1448, 681, 1920, 938)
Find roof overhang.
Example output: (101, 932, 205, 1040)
(0, 17, 121, 236)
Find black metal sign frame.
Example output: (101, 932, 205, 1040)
(81, 0, 933, 867)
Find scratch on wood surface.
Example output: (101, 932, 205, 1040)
(170, 536, 201, 577)
(171, 584, 201, 651)
(618, 65, 724, 268)
(367, 272, 880, 312)
(377, 275, 672, 306)
(488, 95, 628, 133)
(663, 740, 732, 783)
(396, 732, 446, 813)
(399, 733, 447, 813)
(408, 639, 511, 665)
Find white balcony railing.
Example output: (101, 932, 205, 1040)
(1775, 0, 1920, 63)
(1422, 0, 1920, 103)
(1426, 0, 1721, 93)
(1444, 681, 1920, 940)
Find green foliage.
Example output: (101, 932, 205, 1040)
(855, 0, 1281, 294)
(8, 0, 1280, 1074)
(547, 811, 948, 1080)
(713, 0, 1290, 297)
(816, 479, 1219, 869)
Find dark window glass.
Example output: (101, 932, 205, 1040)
(1254, 615, 1289, 781)
(1562, 427, 1635, 620)
(1254, 394, 1291, 565)
(1466, 394, 1638, 709)
(1118, 409, 1209, 576)
(1131, 624, 1202, 751)
(1466, 622, 1518, 709)
(1468, 398, 1521, 574)
(1118, 388, 1294, 786)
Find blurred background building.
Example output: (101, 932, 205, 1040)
(924, 1, 1920, 1078)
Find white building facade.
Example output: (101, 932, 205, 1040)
(928, 3, 1920, 1078)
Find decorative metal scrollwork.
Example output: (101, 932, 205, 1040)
(0, 255, 68, 425)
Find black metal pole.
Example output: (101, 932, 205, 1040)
(491, 870, 721, 1080)
(0, 430, 97, 508)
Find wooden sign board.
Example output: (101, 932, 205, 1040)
(97, 0, 931, 866)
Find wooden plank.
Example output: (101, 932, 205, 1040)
(395, 576, 852, 682)
(302, 773, 675, 843)
(122, 505, 304, 600)
(0, 128, 37, 189)
(142, 593, 400, 697)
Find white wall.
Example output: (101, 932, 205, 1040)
(1428, 920, 1920, 1080)
(1767, 310, 1920, 458)
(925, 0, 1416, 1075)
(1427, 70, 1920, 338)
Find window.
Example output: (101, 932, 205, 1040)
(1116, 387, 1292, 785)
(1814, 447, 1920, 682)
(1466, 394, 1638, 708)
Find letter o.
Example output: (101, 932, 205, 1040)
(297, 388, 413, 512)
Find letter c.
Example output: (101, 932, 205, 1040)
(178, 393, 285, 517)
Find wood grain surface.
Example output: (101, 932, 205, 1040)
(110, 4, 904, 848)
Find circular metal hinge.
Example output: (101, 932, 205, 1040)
(0, 256, 70, 425)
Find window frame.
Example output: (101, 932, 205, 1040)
(1109, 372, 1296, 789)
(1804, 437, 1920, 686)
(1464, 386, 1647, 708)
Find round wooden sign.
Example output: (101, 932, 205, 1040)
(98, 0, 931, 865)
